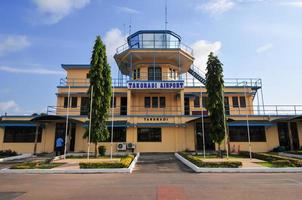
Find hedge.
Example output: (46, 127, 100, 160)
(79, 154, 135, 169)
(0, 150, 18, 158)
(179, 152, 242, 168)
(11, 161, 63, 169)
(239, 151, 302, 167)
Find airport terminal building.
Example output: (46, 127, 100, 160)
(1, 30, 302, 154)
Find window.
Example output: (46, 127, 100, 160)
(160, 97, 166, 108)
(64, 97, 68, 108)
(4, 127, 42, 143)
(137, 128, 161, 142)
(105, 127, 126, 142)
(240, 96, 246, 108)
(110, 97, 116, 108)
(224, 97, 230, 115)
(133, 68, 140, 80)
(194, 96, 200, 108)
(144, 97, 151, 108)
(71, 97, 77, 108)
(80, 97, 89, 115)
(229, 126, 266, 142)
(202, 96, 208, 108)
(152, 97, 158, 108)
(169, 68, 173, 78)
(232, 97, 239, 108)
(148, 66, 162, 80)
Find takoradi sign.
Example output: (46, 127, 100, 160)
(128, 81, 184, 89)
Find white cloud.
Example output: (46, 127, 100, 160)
(256, 43, 273, 53)
(197, 0, 235, 14)
(281, 1, 302, 8)
(33, 0, 90, 24)
(103, 28, 126, 65)
(191, 40, 222, 71)
(0, 66, 64, 75)
(116, 6, 140, 14)
(0, 35, 30, 56)
(0, 100, 20, 113)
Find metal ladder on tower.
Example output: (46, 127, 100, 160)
(188, 65, 207, 85)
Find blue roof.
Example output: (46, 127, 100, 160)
(61, 64, 90, 70)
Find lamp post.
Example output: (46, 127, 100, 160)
(64, 85, 71, 159)
(110, 85, 115, 160)
(201, 89, 206, 158)
(243, 81, 252, 159)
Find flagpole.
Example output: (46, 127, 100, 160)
(87, 85, 93, 160)
(110, 85, 115, 160)
(201, 89, 206, 159)
(64, 85, 71, 159)
(244, 82, 252, 159)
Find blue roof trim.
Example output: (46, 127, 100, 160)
(61, 64, 90, 70)
(131, 123, 186, 127)
(228, 121, 273, 127)
(127, 30, 181, 42)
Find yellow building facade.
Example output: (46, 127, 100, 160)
(1, 30, 302, 154)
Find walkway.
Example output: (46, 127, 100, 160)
(134, 153, 193, 173)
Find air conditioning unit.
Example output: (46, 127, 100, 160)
(127, 143, 136, 149)
(117, 143, 126, 151)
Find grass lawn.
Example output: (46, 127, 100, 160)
(79, 154, 135, 169)
(11, 161, 65, 169)
(258, 162, 295, 168)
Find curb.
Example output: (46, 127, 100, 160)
(279, 152, 302, 159)
(0, 154, 33, 163)
(175, 153, 302, 173)
(0, 153, 140, 174)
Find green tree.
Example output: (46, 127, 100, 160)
(205, 52, 226, 157)
(83, 36, 112, 157)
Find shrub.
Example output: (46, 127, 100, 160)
(11, 161, 63, 169)
(271, 160, 294, 167)
(79, 154, 135, 169)
(179, 152, 242, 168)
(98, 146, 106, 156)
(0, 150, 18, 158)
(272, 146, 287, 152)
(239, 151, 302, 167)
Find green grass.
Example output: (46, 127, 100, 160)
(11, 162, 64, 169)
(258, 161, 295, 168)
(66, 155, 110, 159)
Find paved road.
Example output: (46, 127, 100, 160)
(1, 153, 302, 200)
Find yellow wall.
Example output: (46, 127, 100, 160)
(0, 123, 55, 153)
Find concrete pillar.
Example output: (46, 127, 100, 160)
(180, 90, 184, 115)
(127, 90, 131, 115)
(287, 121, 294, 151)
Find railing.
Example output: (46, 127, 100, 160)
(58, 76, 261, 88)
(116, 40, 193, 56)
(47, 105, 302, 117)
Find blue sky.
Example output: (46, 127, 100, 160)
(1, 0, 302, 115)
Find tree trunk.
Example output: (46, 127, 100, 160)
(95, 142, 98, 157)
(217, 144, 223, 158)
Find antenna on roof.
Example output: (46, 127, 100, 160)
(165, 0, 168, 30)
(123, 23, 127, 42)
(129, 16, 132, 35)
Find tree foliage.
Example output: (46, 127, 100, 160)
(83, 36, 112, 157)
(205, 52, 226, 154)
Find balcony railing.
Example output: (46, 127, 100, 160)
(116, 40, 194, 56)
(47, 105, 302, 117)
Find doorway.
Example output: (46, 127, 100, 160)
(120, 97, 127, 115)
(54, 123, 76, 152)
(196, 122, 215, 151)
(184, 97, 190, 115)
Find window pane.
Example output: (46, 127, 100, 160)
(232, 97, 239, 108)
(240, 97, 246, 108)
(142, 33, 154, 48)
(110, 97, 116, 108)
(64, 97, 68, 108)
(105, 127, 126, 142)
(229, 126, 266, 142)
(71, 97, 77, 108)
(137, 128, 161, 142)
(80, 97, 89, 115)
(202, 96, 208, 108)
(152, 97, 158, 108)
(144, 97, 151, 108)
(4, 127, 42, 143)
(194, 96, 200, 108)
(160, 97, 166, 108)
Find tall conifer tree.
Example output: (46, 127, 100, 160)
(205, 52, 226, 157)
(84, 36, 112, 157)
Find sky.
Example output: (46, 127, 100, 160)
(0, 0, 302, 115)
